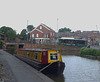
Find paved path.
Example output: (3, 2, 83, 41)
(0, 50, 54, 82)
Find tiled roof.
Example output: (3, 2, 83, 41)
(30, 23, 55, 33)
(41, 23, 55, 32)
(39, 29, 49, 34)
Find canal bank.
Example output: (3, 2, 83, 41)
(0, 50, 54, 82)
(5, 42, 82, 55)
(80, 55, 100, 60)
(80, 47, 100, 60)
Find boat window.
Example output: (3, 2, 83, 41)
(24, 52, 26, 56)
(34, 53, 38, 59)
(43, 52, 46, 56)
(27, 52, 30, 57)
(49, 53, 59, 60)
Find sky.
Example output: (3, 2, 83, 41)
(0, 0, 100, 33)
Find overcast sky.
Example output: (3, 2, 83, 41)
(0, 0, 100, 33)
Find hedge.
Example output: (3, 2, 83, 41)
(80, 47, 100, 56)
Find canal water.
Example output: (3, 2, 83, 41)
(49, 55, 100, 82)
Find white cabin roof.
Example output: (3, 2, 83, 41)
(60, 37, 74, 40)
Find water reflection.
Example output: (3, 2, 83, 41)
(48, 75, 65, 82)
(49, 55, 100, 82)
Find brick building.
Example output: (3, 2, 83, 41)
(57, 30, 100, 46)
(30, 23, 55, 43)
(74, 30, 100, 45)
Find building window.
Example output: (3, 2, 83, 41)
(53, 33, 54, 36)
(34, 53, 38, 59)
(36, 34, 39, 37)
(50, 32, 52, 36)
(47, 34, 48, 38)
(44, 34, 46, 37)
(40, 26, 42, 29)
(32, 34, 34, 37)
(24, 52, 26, 56)
(27, 52, 30, 57)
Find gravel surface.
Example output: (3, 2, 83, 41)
(0, 50, 16, 82)
(0, 50, 54, 82)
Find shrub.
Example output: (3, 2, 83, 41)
(91, 49, 97, 56)
(0, 38, 4, 49)
(95, 50, 100, 56)
(80, 47, 100, 56)
(8, 47, 17, 55)
(80, 47, 86, 55)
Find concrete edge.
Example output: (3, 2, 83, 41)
(13, 54, 55, 82)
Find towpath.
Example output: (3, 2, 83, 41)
(0, 50, 54, 82)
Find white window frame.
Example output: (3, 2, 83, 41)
(49, 53, 59, 60)
(53, 33, 54, 36)
(44, 34, 46, 37)
(36, 34, 39, 37)
(40, 26, 42, 29)
(47, 34, 48, 38)
(50, 32, 52, 36)
(32, 34, 34, 37)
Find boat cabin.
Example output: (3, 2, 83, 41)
(17, 49, 62, 64)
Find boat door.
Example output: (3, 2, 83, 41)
(41, 51, 48, 63)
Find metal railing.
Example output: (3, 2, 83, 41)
(39, 62, 55, 72)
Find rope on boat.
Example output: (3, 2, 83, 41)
(39, 62, 55, 72)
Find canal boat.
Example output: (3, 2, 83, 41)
(16, 48, 65, 75)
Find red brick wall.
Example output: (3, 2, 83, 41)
(24, 43, 81, 55)
(37, 25, 55, 38)
(30, 30, 43, 38)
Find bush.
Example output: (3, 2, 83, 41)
(0, 39, 4, 49)
(8, 47, 17, 55)
(95, 50, 100, 56)
(80, 47, 100, 56)
(80, 47, 88, 55)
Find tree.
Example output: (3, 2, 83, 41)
(27, 25, 35, 33)
(59, 27, 71, 32)
(27, 25, 35, 40)
(20, 29, 27, 40)
(0, 36, 4, 48)
(0, 26, 16, 40)
(16, 33, 20, 39)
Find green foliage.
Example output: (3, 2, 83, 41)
(16, 33, 20, 39)
(27, 25, 35, 32)
(8, 46, 17, 54)
(20, 29, 27, 40)
(0, 36, 4, 48)
(96, 50, 100, 56)
(27, 33, 30, 39)
(80, 47, 100, 56)
(80, 47, 86, 55)
(20, 29, 27, 35)
(0, 26, 16, 40)
(0, 25, 34, 41)
(59, 27, 71, 32)
(0, 30, 4, 34)
(0, 25, 35, 41)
